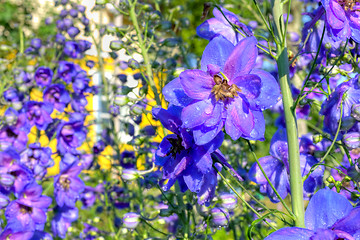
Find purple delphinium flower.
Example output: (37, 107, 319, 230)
(70, 93, 88, 112)
(0, 108, 29, 151)
(56, 113, 87, 155)
(320, 75, 360, 137)
(322, 0, 360, 42)
(164, 36, 280, 145)
(63, 41, 81, 59)
(30, 38, 42, 50)
(43, 84, 71, 112)
(0, 229, 34, 240)
(54, 161, 85, 207)
(249, 128, 324, 202)
(302, 8, 342, 59)
(20, 143, 53, 180)
(265, 188, 360, 239)
(67, 26, 80, 38)
(34, 67, 53, 87)
(197, 7, 252, 45)
(153, 105, 224, 205)
(55, 33, 66, 44)
(80, 184, 104, 209)
(5, 182, 52, 233)
(23, 101, 53, 131)
(51, 206, 78, 239)
(57, 61, 76, 83)
(0, 148, 34, 195)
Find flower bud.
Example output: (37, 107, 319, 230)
(122, 169, 139, 181)
(0, 193, 9, 208)
(312, 134, 323, 144)
(211, 207, 229, 227)
(130, 104, 144, 115)
(110, 40, 122, 51)
(123, 212, 140, 229)
(343, 132, 360, 149)
(351, 103, 360, 121)
(219, 193, 237, 210)
(0, 173, 15, 187)
(114, 95, 129, 106)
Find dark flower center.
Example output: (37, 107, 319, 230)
(20, 204, 33, 214)
(211, 75, 241, 101)
(168, 135, 185, 158)
(60, 176, 71, 191)
(338, 0, 358, 11)
(6, 128, 17, 138)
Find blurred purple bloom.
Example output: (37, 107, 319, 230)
(34, 67, 53, 87)
(0, 229, 34, 240)
(249, 128, 324, 202)
(43, 84, 71, 112)
(30, 38, 42, 50)
(23, 101, 53, 130)
(20, 143, 53, 180)
(67, 26, 80, 38)
(265, 189, 360, 239)
(322, 0, 360, 42)
(164, 36, 280, 145)
(0, 109, 29, 151)
(197, 7, 252, 45)
(5, 183, 52, 233)
(51, 206, 78, 239)
(69, 9, 78, 18)
(64, 41, 81, 58)
(57, 61, 76, 83)
(56, 113, 87, 155)
(153, 105, 224, 205)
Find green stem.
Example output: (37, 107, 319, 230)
(216, 168, 278, 231)
(271, 0, 305, 227)
(128, 0, 162, 106)
(19, 24, 24, 54)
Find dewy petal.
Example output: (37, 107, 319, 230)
(225, 114, 242, 140)
(231, 74, 261, 99)
(196, 18, 230, 41)
(182, 99, 214, 129)
(249, 69, 281, 110)
(269, 128, 288, 161)
(227, 96, 254, 136)
(265, 227, 313, 240)
(332, 207, 360, 235)
(266, 164, 290, 202)
(180, 70, 213, 100)
(163, 77, 193, 107)
(248, 156, 283, 185)
(204, 101, 224, 127)
(152, 107, 182, 133)
(201, 130, 224, 154)
(183, 166, 204, 193)
(193, 121, 224, 145)
(223, 36, 257, 79)
(242, 110, 265, 141)
(200, 35, 234, 72)
(322, 0, 346, 29)
(349, 12, 360, 43)
(305, 189, 353, 231)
